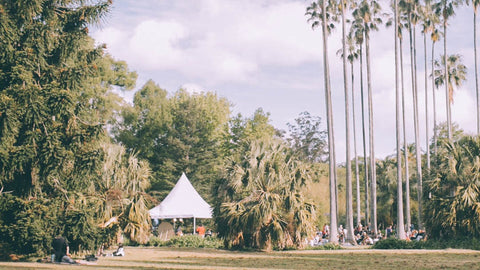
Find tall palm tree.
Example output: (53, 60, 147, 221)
(434, 54, 468, 115)
(434, 0, 462, 141)
(401, 0, 424, 230)
(421, 0, 435, 171)
(429, 12, 442, 156)
(468, 0, 480, 135)
(394, 1, 412, 233)
(340, 0, 356, 244)
(350, 11, 370, 227)
(353, 0, 383, 235)
(394, 0, 407, 240)
(306, 0, 339, 244)
(345, 31, 362, 227)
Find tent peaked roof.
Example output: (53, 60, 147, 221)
(149, 173, 212, 219)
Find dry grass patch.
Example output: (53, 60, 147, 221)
(0, 247, 479, 269)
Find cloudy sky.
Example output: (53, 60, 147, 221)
(91, 0, 477, 163)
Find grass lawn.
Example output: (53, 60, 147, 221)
(0, 247, 479, 269)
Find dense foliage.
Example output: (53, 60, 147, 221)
(114, 81, 231, 200)
(214, 139, 317, 250)
(0, 0, 147, 256)
(425, 135, 480, 239)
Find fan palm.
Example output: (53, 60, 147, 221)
(425, 136, 480, 238)
(97, 143, 151, 244)
(216, 139, 316, 250)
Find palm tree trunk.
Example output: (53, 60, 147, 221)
(360, 45, 369, 227)
(394, 0, 406, 240)
(341, 0, 355, 244)
(365, 28, 377, 236)
(432, 41, 437, 155)
(474, 8, 479, 135)
(424, 32, 430, 171)
(409, 18, 423, 231)
(444, 0, 452, 142)
(400, 36, 411, 233)
(321, 0, 338, 244)
(351, 60, 362, 227)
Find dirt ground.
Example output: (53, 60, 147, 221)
(0, 246, 479, 269)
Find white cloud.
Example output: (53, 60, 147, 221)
(129, 20, 187, 69)
(92, 0, 322, 84)
(90, 1, 479, 163)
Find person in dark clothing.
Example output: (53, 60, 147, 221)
(51, 236, 76, 264)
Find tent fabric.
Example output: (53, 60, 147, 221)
(149, 173, 213, 219)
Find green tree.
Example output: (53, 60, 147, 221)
(0, 0, 144, 254)
(286, 111, 327, 162)
(115, 82, 231, 200)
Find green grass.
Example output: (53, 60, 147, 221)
(0, 247, 479, 269)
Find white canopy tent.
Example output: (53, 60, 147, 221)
(149, 173, 212, 233)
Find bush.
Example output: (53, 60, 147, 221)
(373, 238, 421, 249)
(373, 237, 480, 250)
(146, 235, 223, 249)
(0, 195, 59, 256)
(145, 236, 165, 247)
(307, 243, 343, 250)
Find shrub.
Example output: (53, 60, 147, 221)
(373, 238, 423, 249)
(307, 243, 343, 250)
(146, 235, 223, 249)
(373, 237, 480, 250)
(0, 195, 59, 256)
(145, 236, 165, 247)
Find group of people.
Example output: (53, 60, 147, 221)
(310, 223, 384, 246)
(175, 223, 213, 237)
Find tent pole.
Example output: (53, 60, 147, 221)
(193, 217, 196, 235)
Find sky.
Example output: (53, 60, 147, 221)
(91, 0, 478, 163)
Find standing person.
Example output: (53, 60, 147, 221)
(196, 223, 206, 237)
(51, 236, 76, 264)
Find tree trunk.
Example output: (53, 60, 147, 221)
(341, 0, 355, 244)
(444, 0, 452, 142)
(424, 32, 430, 171)
(365, 28, 377, 236)
(409, 18, 423, 231)
(432, 41, 437, 155)
(475, 8, 479, 135)
(394, 0, 406, 240)
(360, 45, 369, 227)
(351, 60, 362, 227)
(400, 36, 411, 233)
(321, 0, 338, 244)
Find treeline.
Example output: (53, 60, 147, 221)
(0, 0, 331, 255)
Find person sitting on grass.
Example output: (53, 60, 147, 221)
(113, 244, 125, 256)
(51, 236, 78, 264)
